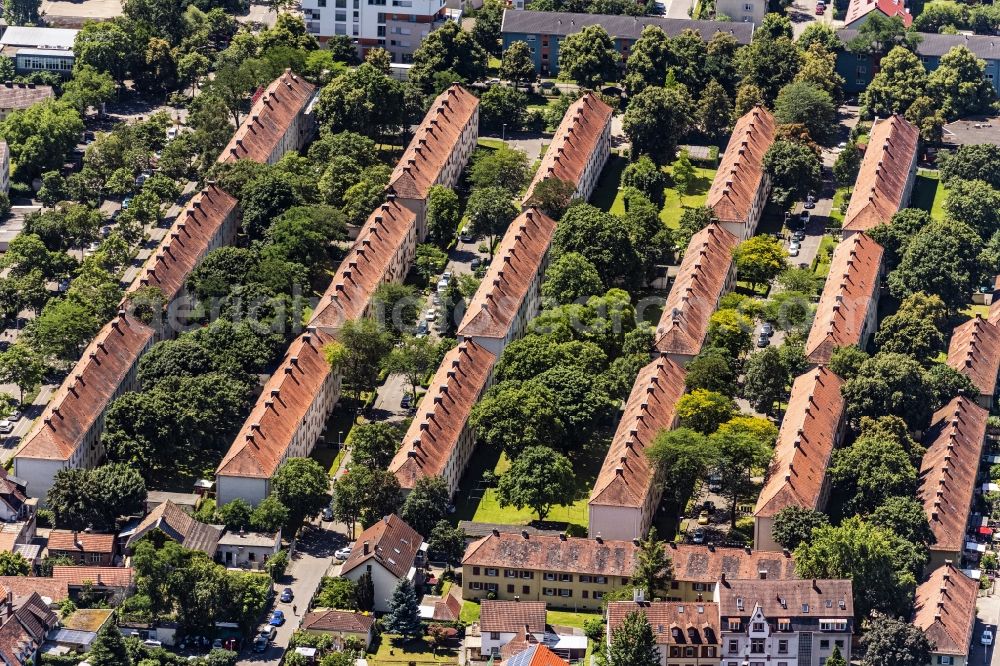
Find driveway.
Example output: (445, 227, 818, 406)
(788, 0, 836, 36)
(236, 525, 342, 665)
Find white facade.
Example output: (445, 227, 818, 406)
(717, 172, 771, 242)
(715, 0, 766, 23)
(720, 604, 852, 666)
(341, 558, 417, 613)
(216, 531, 281, 570)
(481, 629, 546, 659)
(575, 119, 612, 203)
(301, 0, 447, 63)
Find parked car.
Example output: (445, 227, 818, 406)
(401, 394, 412, 409)
(983, 630, 994, 646)
(269, 611, 285, 626)
(334, 545, 353, 560)
(260, 627, 277, 641)
(122, 197, 133, 210)
(7, 411, 20, 423)
(815, 4, 825, 13)
(321, 506, 333, 521)
(280, 588, 293, 603)
(800, 210, 810, 223)
(793, 229, 806, 241)
(698, 510, 710, 525)
(692, 528, 706, 544)
(761, 322, 774, 337)
(471, 257, 481, 269)
(708, 474, 722, 492)
(0, 421, 14, 435)
(756, 333, 770, 348)
(212, 639, 223, 650)
(789, 246, 800, 257)
(460, 228, 473, 242)
(425, 308, 436, 322)
(789, 241, 801, 251)
(143, 640, 163, 648)
(253, 635, 268, 653)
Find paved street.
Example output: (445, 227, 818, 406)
(236, 525, 343, 665)
(789, 0, 837, 37)
(973, 585, 998, 666)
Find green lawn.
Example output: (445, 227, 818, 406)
(592, 155, 716, 228)
(814, 235, 837, 278)
(452, 435, 608, 536)
(962, 303, 990, 319)
(912, 169, 947, 220)
(547, 609, 603, 629)
(590, 153, 628, 212)
(477, 137, 505, 150)
(460, 600, 481, 623)
(368, 635, 458, 663)
(829, 186, 850, 226)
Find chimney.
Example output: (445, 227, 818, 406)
(633, 588, 645, 603)
(363, 541, 370, 555)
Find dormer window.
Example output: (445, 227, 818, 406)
(753, 622, 765, 632)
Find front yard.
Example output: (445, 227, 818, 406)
(911, 169, 947, 220)
(368, 634, 458, 664)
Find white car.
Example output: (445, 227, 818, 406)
(425, 308, 436, 322)
(0, 421, 13, 435)
(983, 629, 993, 646)
(334, 545, 353, 560)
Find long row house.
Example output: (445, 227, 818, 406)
(13, 70, 318, 502)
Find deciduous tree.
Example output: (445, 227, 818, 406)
(558, 24, 620, 89)
(496, 445, 576, 521)
(622, 85, 694, 165)
(771, 506, 829, 550)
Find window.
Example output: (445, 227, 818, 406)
(559, 589, 571, 597)
(728, 620, 742, 632)
(473, 567, 481, 576)
(778, 640, 788, 654)
(471, 582, 483, 590)
(504, 569, 516, 578)
(820, 620, 848, 632)
(595, 576, 607, 584)
(543, 587, 556, 596)
(579, 575, 591, 583)
(753, 623, 765, 632)
(522, 586, 530, 594)
(744, 2, 753, 8)
(593, 591, 604, 600)
(490, 632, 500, 640)
(559, 573, 572, 582)
(485, 583, 498, 592)
(694, 583, 705, 591)
(704, 647, 717, 657)
(526, 34, 536, 40)
(318, 0, 327, 5)
(778, 621, 791, 632)
(671, 581, 680, 589)
(582, 591, 589, 599)
(520, 571, 534, 579)
(938, 657, 955, 665)
(486, 568, 498, 577)
(856, 65, 867, 75)
(335, 9, 347, 19)
(820, 640, 830, 650)
(685, 647, 695, 657)
(728, 640, 739, 654)
(507, 585, 514, 593)
(751, 639, 764, 654)
(835, 640, 844, 648)
(544, 572, 557, 581)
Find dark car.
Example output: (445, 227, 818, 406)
(756, 333, 770, 348)
(280, 588, 293, 603)
(761, 322, 774, 337)
(401, 393, 412, 408)
(253, 635, 268, 653)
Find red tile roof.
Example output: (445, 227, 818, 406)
(458, 208, 557, 341)
(843, 115, 919, 232)
(0, 578, 67, 604)
(127, 185, 238, 303)
(947, 314, 1000, 399)
(607, 601, 720, 646)
(590, 357, 686, 509)
(665, 543, 797, 583)
(0, 592, 56, 665)
(302, 609, 376, 634)
(654, 224, 738, 357)
(15, 313, 154, 462)
(308, 198, 416, 330)
(389, 341, 496, 491)
(844, 0, 912, 26)
(50, 566, 134, 589)
(706, 106, 775, 224)
(47, 530, 115, 555)
(523, 93, 613, 204)
(124, 500, 222, 554)
(914, 562, 978, 656)
(480, 600, 546, 633)
(341, 514, 424, 580)
(505, 644, 569, 666)
(387, 85, 479, 200)
(805, 233, 883, 365)
(919, 397, 988, 555)
(754, 367, 845, 519)
(217, 329, 333, 480)
(0, 82, 53, 110)
(219, 70, 316, 164)
(463, 532, 636, 578)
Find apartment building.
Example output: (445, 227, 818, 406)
(715, 578, 854, 666)
(523, 93, 613, 206)
(946, 314, 1000, 410)
(0, 82, 54, 122)
(654, 224, 739, 364)
(387, 84, 479, 234)
(219, 70, 318, 166)
(588, 357, 686, 541)
(754, 368, 846, 553)
(803, 233, 884, 365)
(606, 596, 721, 666)
(918, 396, 988, 570)
(301, 0, 450, 63)
(500, 10, 754, 77)
(340, 515, 426, 612)
(462, 531, 636, 611)
(716, 0, 766, 23)
(215, 330, 340, 506)
(841, 115, 919, 236)
(46, 530, 116, 566)
(914, 562, 978, 666)
(843, 0, 912, 28)
(13, 313, 155, 502)
(458, 208, 557, 358)
(666, 544, 797, 602)
(706, 106, 776, 241)
(126, 184, 239, 336)
(389, 340, 496, 498)
(839, 31, 1000, 96)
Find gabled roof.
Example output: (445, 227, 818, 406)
(341, 514, 424, 580)
(387, 85, 479, 200)
(843, 0, 912, 26)
(589, 357, 686, 509)
(919, 397, 988, 555)
(665, 543, 797, 583)
(0, 577, 67, 604)
(913, 563, 978, 656)
(308, 198, 416, 330)
(754, 367, 845, 519)
(463, 532, 636, 578)
(947, 314, 1000, 399)
(706, 106, 776, 224)
(458, 208, 557, 340)
(47, 530, 116, 555)
(217, 329, 333, 480)
(15, 313, 154, 462)
(0, 83, 53, 110)
(500, 10, 755, 44)
(219, 69, 316, 164)
(0, 592, 57, 666)
(804, 233, 883, 364)
(127, 184, 238, 303)
(843, 115, 919, 232)
(124, 500, 222, 555)
(607, 601, 720, 645)
(654, 224, 738, 357)
(389, 341, 496, 490)
(505, 644, 569, 666)
(302, 609, 376, 634)
(50, 566, 134, 589)
(719, 579, 854, 619)
(523, 93, 613, 204)
(480, 600, 546, 634)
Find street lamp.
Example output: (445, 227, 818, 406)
(338, 430, 344, 449)
(502, 123, 507, 142)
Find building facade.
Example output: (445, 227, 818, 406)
(607, 595, 721, 666)
(0, 27, 77, 76)
(46, 530, 116, 566)
(340, 515, 426, 612)
(500, 10, 754, 77)
(215, 531, 281, 570)
(716, 0, 766, 24)
(716, 579, 854, 666)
